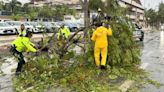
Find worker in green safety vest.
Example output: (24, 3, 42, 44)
(10, 31, 37, 75)
(57, 24, 70, 39)
(17, 24, 27, 37)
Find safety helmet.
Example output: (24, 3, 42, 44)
(98, 8, 102, 12)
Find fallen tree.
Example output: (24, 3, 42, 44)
(12, 17, 162, 92)
(12, 1, 162, 92)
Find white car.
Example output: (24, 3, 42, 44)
(21, 22, 35, 32)
(6, 21, 21, 32)
(6, 21, 35, 32)
(0, 22, 16, 34)
(29, 22, 45, 33)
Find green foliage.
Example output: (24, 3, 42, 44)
(145, 9, 159, 27)
(158, 3, 164, 24)
(24, 6, 39, 20)
(8, 0, 22, 14)
(145, 2, 164, 27)
(0, 1, 4, 11)
(54, 5, 76, 20)
(88, 0, 126, 16)
(0, 1, 77, 20)
(12, 1, 162, 92)
(12, 18, 161, 92)
(88, 0, 104, 11)
(106, 18, 140, 67)
(13, 53, 150, 92)
(38, 5, 54, 18)
(11, 14, 22, 21)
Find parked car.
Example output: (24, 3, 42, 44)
(21, 22, 35, 32)
(63, 22, 78, 32)
(6, 21, 35, 33)
(0, 22, 16, 34)
(27, 22, 45, 33)
(114, 16, 144, 41)
(6, 21, 21, 32)
(42, 22, 59, 33)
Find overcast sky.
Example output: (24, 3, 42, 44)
(141, 0, 164, 10)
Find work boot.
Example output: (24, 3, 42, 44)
(15, 72, 21, 76)
(100, 65, 107, 70)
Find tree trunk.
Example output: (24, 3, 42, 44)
(83, 0, 90, 60)
(84, 0, 89, 37)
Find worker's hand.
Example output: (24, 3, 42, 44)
(35, 50, 41, 56)
(73, 39, 78, 44)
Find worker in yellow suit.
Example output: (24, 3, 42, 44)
(91, 24, 112, 69)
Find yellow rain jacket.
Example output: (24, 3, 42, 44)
(91, 26, 112, 48)
(91, 26, 112, 66)
(11, 37, 37, 53)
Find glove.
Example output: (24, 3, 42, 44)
(35, 50, 41, 56)
(73, 39, 78, 43)
(41, 47, 49, 52)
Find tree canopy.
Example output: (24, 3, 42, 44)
(145, 2, 164, 27)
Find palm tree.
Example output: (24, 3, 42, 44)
(8, 0, 22, 14)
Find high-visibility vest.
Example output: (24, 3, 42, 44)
(18, 29, 27, 37)
(57, 26, 70, 39)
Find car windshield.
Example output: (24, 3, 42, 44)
(0, 22, 9, 27)
(23, 23, 31, 26)
(64, 23, 76, 27)
(12, 22, 21, 26)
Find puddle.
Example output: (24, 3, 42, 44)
(1, 57, 17, 75)
(0, 57, 16, 92)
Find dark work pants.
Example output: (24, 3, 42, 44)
(15, 51, 25, 73)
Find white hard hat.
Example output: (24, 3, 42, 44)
(98, 8, 102, 11)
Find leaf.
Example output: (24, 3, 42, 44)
(109, 75, 118, 80)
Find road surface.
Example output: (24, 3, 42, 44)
(140, 31, 164, 92)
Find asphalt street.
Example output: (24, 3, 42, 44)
(140, 31, 164, 92)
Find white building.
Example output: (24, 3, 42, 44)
(118, 0, 145, 25)
(30, 0, 145, 24)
